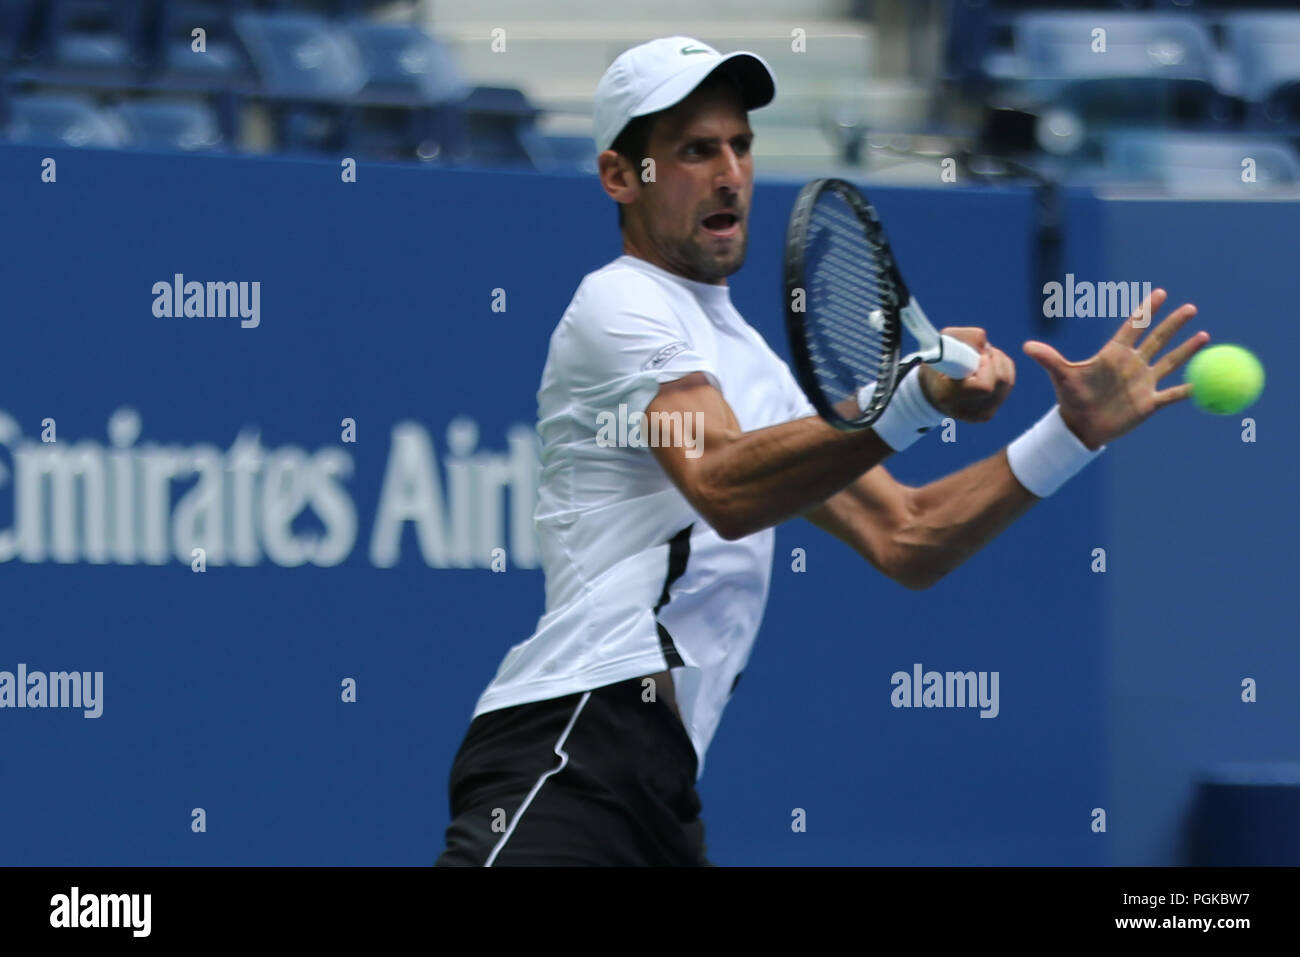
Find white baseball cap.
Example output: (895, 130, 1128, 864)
(593, 36, 776, 154)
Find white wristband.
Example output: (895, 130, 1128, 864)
(866, 365, 946, 452)
(1006, 405, 1105, 498)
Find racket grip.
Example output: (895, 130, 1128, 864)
(933, 335, 981, 379)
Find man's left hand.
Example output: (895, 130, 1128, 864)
(918, 327, 1015, 423)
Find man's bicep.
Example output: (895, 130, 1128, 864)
(645, 374, 741, 504)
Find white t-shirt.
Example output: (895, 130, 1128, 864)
(472, 254, 817, 778)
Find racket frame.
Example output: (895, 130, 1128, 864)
(784, 177, 978, 432)
(785, 178, 908, 431)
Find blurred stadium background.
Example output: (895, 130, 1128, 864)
(1, 0, 1297, 867)
(5, 0, 1300, 181)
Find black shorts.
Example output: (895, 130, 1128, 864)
(435, 676, 712, 866)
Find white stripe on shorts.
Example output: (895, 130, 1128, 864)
(483, 691, 591, 867)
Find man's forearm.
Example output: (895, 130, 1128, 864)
(698, 415, 896, 540)
(895, 448, 1040, 588)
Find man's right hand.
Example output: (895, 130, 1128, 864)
(918, 326, 1015, 424)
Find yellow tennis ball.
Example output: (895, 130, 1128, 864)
(1184, 344, 1265, 415)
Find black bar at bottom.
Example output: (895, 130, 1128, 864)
(2, 866, 1288, 942)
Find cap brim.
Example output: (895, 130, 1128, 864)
(629, 51, 776, 122)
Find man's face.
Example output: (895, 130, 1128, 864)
(630, 84, 754, 284)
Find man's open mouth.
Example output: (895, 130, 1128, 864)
(701, 211, 741, 236)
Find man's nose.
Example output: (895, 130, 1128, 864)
(714, 145, 744, 192)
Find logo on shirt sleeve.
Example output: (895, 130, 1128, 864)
(642, 340, 689, 371)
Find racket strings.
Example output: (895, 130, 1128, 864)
(802, 194, 899, 405)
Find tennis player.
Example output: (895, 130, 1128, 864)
(435, 36, 1207, 866)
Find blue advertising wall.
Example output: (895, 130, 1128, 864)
(1074, 193, 1300, 866)
(0, 144, 1287, 865)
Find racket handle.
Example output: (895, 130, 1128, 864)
(933, 335, 981, 379)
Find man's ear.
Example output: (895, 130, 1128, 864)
(598, 150, 640, 208)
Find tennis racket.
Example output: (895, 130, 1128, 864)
(784, 178, 981, 431)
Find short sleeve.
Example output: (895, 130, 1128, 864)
(557, 271, 721, 416)
(773, 354, 819, 422)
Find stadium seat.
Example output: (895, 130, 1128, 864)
(460, 86, 541, 168)
(1223, 13, 1300, 126)
(977, 0, 1146, 7)
(946, 0, 1156, 92)
(943, 0, 999, 92)
(344, 21, 468, 106)
(0, 0, 39, 63)
(52, 32, 134, 74)
(1011, 12, 1222, 121)
(331, 23, 469, 163)
(232, 12, 365, 99)
(1152, 0, 1298, 7)
(264, 0, 392, 13)
(344, 102, 468, 163)
(1103, 131, 1300, 187)
(39, 0, 146, 82)
(158, 37, 255, 89)
(146, 0, 252, 86)
(1, 92, 126, 147)
(106, 98, 224, 152)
